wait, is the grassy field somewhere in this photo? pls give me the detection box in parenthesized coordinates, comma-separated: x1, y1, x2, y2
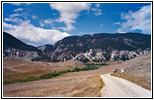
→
(3, 59, 84, 82)
(4, 73, 105, 97)
(4, 62, 108, 84)
(71, 75, 104, 97)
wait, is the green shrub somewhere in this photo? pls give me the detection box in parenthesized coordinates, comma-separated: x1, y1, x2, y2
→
(4, 77, 40, 84)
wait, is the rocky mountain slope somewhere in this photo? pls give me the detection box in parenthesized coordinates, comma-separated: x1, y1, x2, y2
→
(48, 33, 150, 62)
(3, 32, 151, 62)
(3, 32, 40, 60)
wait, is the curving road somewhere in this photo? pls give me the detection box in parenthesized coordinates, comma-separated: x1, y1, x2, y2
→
(100, 74, 151, 97)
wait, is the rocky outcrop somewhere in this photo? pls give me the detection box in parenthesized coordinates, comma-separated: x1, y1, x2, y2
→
(3, 48, 39, 60)
(73, 48, 150, 63)
(110, 50, 138, 61)
(73, 49, 110, 62)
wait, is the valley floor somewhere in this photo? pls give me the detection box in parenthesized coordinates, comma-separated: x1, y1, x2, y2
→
(3, 53, 151, 97)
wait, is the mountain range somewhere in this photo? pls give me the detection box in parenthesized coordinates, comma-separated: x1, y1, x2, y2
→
(3, 32, 151, 62)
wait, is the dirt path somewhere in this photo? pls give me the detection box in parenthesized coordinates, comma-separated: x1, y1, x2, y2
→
(100, 74, 151, 97)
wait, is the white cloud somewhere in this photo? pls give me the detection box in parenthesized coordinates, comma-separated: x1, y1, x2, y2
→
(114, 22, 120, 25)
(32, 15, 37, 19)
(117, 5, 151, 34)
(95, 4, 100, 8)
(4, 12, 29, 24)
(4, 13, 25, 24)
(39, 19, 54, 27)
(4, 17, 23, 24)
(39, 21, 44, 27)
(44, 19, 54, 24)
(94, 12, 102, 16)
(10, 14, 21, 18)
(91, 4, 102, 16)
(91, 8, 97, 11)
(117, 29, 126, 33)
(3, 21, 71, 45)
(14, 8, 23, 12)
(50, 3, 90, 31)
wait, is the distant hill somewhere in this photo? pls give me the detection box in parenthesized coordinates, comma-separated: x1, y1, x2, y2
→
(47, 33, 151, 62)
(3, 32, 40, 60)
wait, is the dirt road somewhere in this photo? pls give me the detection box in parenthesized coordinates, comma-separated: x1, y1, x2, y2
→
(100, 74, 151, 97)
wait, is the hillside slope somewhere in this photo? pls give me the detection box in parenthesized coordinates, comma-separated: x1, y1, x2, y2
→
(48, 33, 151, 62)
(3, 32, 40, 60)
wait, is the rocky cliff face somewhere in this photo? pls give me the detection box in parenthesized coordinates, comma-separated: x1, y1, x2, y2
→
(73, 48, 150, 63)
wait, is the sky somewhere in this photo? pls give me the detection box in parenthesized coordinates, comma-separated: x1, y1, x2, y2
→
(3, 2, 151, 46)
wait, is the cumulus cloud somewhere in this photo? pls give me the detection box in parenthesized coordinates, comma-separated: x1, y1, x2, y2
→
(3, 20, 71, 45)
(91, 4, 102, 16)
(117, 5, 151, 34)
(14, 8, 23, 12)
(50, 3, 90, 31)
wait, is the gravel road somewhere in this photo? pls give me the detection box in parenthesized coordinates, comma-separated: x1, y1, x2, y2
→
(100, 74, 151, 97)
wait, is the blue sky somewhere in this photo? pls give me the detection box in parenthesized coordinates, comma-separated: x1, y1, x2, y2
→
(3, 3, 151, 46)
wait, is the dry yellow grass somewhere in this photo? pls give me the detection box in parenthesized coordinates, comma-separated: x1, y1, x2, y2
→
(111, 73, 151, 90)
(71, 75, 104, 97)
(3, 53, 151, 97)
(4, 74, 104, 97)
(3, 59, 84, 82)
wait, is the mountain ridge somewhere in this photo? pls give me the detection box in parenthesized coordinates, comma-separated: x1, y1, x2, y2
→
(47, 33, 150, 62)
(3, 32, 151, 62)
